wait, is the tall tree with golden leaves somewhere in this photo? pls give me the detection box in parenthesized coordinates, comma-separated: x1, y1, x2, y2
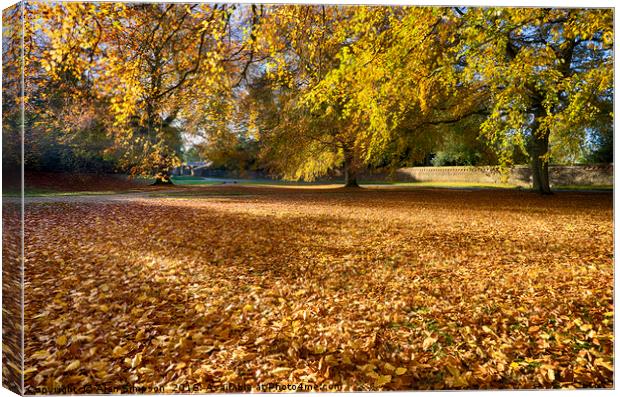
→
(35, 2, 235, 183)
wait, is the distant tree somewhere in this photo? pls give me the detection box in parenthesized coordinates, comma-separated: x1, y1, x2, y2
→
(182, 146, 203, 164)
(199, 133, 260, 174)
(584, 128, 613, 164)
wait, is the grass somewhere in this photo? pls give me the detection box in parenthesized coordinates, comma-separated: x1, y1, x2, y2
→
(5, 174, 612, 197)
(148, 190, 249, 198)
(170, 175, 205, 180)
(170, 175, 234, 185)
(552, 184, 613, 191)
(169, 179, 222, 186)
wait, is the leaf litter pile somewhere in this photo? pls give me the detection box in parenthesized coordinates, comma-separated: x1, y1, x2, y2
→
(24, 186, 613, 392)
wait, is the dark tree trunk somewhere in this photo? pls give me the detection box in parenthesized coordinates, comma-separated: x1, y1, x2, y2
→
(528, 132, 552, 195)
(343, 150, 359, 188)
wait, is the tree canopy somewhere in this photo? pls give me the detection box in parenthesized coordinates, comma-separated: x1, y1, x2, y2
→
(6, 3, 613, 192)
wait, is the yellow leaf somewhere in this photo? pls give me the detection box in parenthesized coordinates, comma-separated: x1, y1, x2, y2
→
(422, 336, 437, 351)
(138, 367, 154, 375)
(99, 304, 109, 313)
(242, 304, 254, 312)
(384, 363, 395, 372)
(112, 345, 128, 358)
(448, 374, 468, 388)
(31, 350, 49, 360)
(374, 374, 392, 387)
(131, 353, 142, 369)
(446, 365, 461, 377)
(65, 360, 80, 372)
(547, 368, 555, 381)
(395, 367, 407, 376)
(176, 362, 186, 370)
(291, 320, 302, 331)
(595, 358, 613, 371)
(56, 335, 68, 346)
(357, 363, 375, 373)
(135, 329, 145, 341)
(64, 375, 85, 383)
(271, 367, 291, 376)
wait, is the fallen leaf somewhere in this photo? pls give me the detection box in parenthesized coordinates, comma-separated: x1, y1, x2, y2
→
(374, 375, 392, 387)
(422, 336, 437, 351)
(131, 353, 142, 369)
(65, 360, 80, 372)
(56, 335, 68, 346)
(112, 345, 128, 358)
(271, 367, 292, 376)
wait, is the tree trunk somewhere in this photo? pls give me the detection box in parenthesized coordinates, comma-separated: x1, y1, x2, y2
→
(343, 150, 359, 188)
(528, 132, 552, 195)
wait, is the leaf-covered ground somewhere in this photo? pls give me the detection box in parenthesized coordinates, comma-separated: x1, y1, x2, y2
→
(2, 203, 23, 394)
(23, 186, 613, 392)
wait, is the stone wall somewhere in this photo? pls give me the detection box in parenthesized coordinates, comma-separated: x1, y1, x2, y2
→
(363, 164, 613, 187)
(195, 168, 272, 179)
(192, 164, 613, 187)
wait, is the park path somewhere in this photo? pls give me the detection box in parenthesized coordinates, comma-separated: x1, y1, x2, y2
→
(11, 184, 250, 204)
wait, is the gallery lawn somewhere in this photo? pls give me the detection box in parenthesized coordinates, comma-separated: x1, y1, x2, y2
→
(23, 186, 613, 391)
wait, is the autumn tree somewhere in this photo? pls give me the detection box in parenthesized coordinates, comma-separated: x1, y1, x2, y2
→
(196, 86, 261, 175)
(295, 6, 612, 193)
(256, 6, 490, 186)
(582, 95, 613, 163)
(16, 3, 613, 192)
(294, 7, 485, 182)
(10, 2, 119, 175)
(2, 3, 23, 179)
(249, 5, 365, 186)
(36, 2, 235, 183)
(456, 7, 613, 194)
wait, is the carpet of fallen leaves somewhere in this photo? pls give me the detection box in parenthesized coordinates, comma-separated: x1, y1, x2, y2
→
(23, 186, 613, 392)
(2, 203, 23, 394)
